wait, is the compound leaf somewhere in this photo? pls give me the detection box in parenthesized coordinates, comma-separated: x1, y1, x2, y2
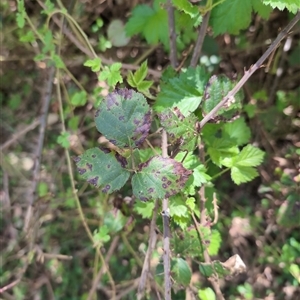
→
(132, 156, 192, 201)
(74, 147, 130, 193)
(95, 88, 151, 148)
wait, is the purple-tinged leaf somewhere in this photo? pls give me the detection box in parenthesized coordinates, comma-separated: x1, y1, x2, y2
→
(159, 107, 200, 152)
(95, 88, 152, 148)
(74, 147, 130, 193)
(132, 156, 192, 201)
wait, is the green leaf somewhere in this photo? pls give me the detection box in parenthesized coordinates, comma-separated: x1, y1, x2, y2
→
(198, 288, 216, 300)
(99, 63, 123, 87)
(104, 210, 127, 233)
(93, 225, 111, 245)
(169, 195, 188, 217)
(19, 30, 35, 43)
(223, 118, 251, 146)
(52, 54, 65, 69)
(199, 261, 230, 278)
(210, 0, 252, 35)
(134, 201, 155, 218)
(172, 0, 199, 18)
(231, 166, 259, 185)
(134, 61, 148, 85)
(137, 80, 153, 91)
(84, 57, 102, 72)
(125, 0, 169, 49)
(171, 257, 191, 286)
(155, 66, 209, 116)
(132, 156, 192, 201)
(98, 36, 112, 52)
(127, 61, 154, 95)
(42, 0, 55, 14)
(244, 104, 256, 118)
(42, 30, 55, 54)
(210, 0, 274, 35)
(95, 88, 152, 148)
(57, 132, 70, 148)
(202, 75, 243, 120)
(192, 164, 212, 186)
(68, 116, 80, 131)
(16, 13, 25, 28)
(263, 0, 300, 13)
(233, 145, 265, 167)
(252, 0, 272, 18)
(173, 226, 208, 257)
(71, 91, 87, 107)
(159, 107, 199, 152)
(107, 19, 130, 47)
(208, 230, 222, 256)
(74, 147, 130, 193)
(277, 193, 300, 228)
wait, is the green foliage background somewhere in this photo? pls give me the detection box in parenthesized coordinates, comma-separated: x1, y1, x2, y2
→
(1, 0, 300, 299)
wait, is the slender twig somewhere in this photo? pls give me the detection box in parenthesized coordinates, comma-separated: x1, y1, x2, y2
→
(137, 199, 159, 299)
(190, 12, 211, 67)
(267, 36, 292, 104)
(121, 233, 143, 267)
(24, 66, 56, 232)
(115, 278, 140, 300)
(0, 119, 40, 151)
(87, 236, 120, 300)
(167, 0, 178, 67)
(199, 11, 300, 128)
(0, 279, 21, 294)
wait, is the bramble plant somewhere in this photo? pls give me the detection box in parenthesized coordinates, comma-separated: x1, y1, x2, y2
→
(5, 0, 299, 299)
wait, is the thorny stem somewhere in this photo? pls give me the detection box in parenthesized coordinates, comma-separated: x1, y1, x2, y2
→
(199, 10, 300, 128)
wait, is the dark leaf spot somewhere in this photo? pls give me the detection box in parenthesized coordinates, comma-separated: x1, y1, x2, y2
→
(99, 147, 111, 153)
(117, 88, 132, 99)
(77, 167, 86, 175)
(95, 109, 100, 117)
(88, 176, 99, 186)
(86, 163, 92, 171)
(115, 153, 127, 168)
(102, 184, 111, 193)
(72, 156, 81, 163)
